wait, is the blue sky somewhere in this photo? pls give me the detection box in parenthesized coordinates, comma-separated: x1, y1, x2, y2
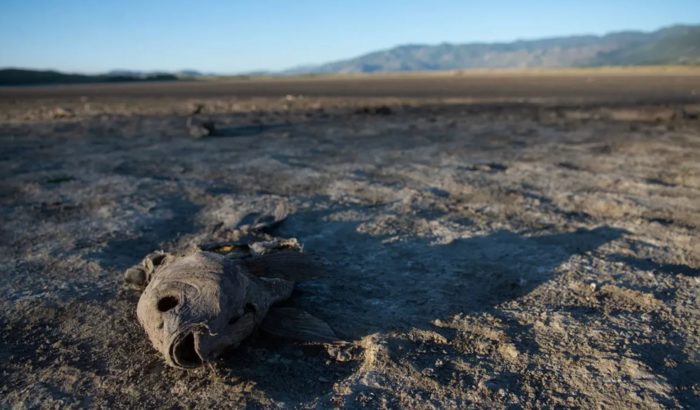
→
(1, 1, 698, 73)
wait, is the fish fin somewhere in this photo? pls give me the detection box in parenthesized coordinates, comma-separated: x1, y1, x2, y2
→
(244, 251, 320, 281)
(260, 307, 339, 343)
(258, 277, 295, 303)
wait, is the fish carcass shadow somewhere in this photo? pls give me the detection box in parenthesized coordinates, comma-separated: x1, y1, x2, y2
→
(220, 208, 626, 403)
(274, 209, 626, 338)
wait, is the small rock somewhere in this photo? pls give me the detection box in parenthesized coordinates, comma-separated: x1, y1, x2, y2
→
(190, 103, 205, 115)
(50, 107, 74, 119)
(186, 116, 216, 138)
(355, 105, 392, 115)
(498, 343, 519, 360)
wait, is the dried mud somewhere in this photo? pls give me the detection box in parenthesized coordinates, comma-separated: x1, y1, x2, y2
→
(1, 77, 699, 408)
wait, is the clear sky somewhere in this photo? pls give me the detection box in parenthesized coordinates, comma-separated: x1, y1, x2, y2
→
(1, 0, 698, 74)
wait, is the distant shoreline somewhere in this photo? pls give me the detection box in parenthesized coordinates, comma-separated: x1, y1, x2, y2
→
(0, 68, 180, 87)
(2, 67, 699, 106)
(3, 65, 700, 88)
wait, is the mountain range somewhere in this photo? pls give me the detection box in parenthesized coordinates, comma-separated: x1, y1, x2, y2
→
(1, 24, 699, 85)
(285, 24, 700, 74)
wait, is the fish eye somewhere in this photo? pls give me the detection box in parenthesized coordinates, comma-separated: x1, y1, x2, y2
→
(157, 296, 179, 312)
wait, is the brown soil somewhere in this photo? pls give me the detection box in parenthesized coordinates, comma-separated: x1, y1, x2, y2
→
(1, 72, 699, 408)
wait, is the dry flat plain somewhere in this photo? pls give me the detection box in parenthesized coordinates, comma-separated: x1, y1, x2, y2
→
(1, 70, 700, 408)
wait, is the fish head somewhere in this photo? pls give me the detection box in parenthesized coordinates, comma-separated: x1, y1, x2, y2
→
(136, 250, 291, 368)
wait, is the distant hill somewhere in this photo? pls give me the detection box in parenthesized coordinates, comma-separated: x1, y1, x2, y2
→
(4, 24, 699, 84)
(285, 24, 700, 74)
(0, 68, 179, 86)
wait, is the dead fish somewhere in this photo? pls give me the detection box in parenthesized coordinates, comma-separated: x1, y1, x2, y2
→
(124, 238, 337, 369)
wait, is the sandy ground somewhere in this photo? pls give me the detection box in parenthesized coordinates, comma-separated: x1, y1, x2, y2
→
(1, 74, 700, 408)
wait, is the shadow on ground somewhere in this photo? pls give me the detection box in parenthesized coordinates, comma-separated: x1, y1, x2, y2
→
(631, 315, 700, 408)
(215, 208, 626, 403)
(209, 122, 290, 138)
(610, 255, 699, 277)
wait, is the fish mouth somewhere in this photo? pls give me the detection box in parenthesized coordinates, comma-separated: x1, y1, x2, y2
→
(169, 329, 204, 368)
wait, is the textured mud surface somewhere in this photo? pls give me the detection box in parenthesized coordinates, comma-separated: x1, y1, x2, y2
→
(1, 80, 700, 408)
